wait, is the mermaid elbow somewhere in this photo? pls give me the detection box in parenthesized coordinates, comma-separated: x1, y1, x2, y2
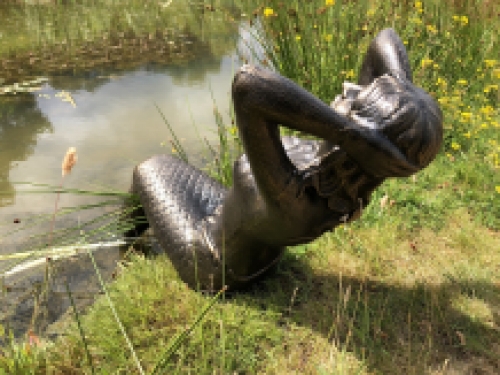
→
(232, 65, 257, 101)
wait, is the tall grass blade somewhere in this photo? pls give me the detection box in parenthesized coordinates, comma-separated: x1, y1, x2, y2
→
(154, 103, 189, 162)
(208, 84, 233, 186)
(10, 182, 133, 197)
(151, 286, 227, 374)
(64, 280, 96, 375)
(86, 245, 145, 375)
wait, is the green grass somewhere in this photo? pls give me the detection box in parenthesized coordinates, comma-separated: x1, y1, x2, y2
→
(0, 0, 240, 58)
(0, 0, 244, 87)
(3, 211, 498, 374)
(1, 0, 500, 374)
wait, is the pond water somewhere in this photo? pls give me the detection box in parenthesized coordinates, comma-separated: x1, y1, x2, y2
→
(0, 2, 263, 339)
(1, 55, 240, 224)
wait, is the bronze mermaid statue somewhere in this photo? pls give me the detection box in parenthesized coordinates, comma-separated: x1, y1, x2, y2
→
(125, 28, 443, 290)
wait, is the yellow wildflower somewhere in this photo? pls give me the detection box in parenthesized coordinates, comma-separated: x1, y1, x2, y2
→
(453, 15, 468, 25)
(493, 68, 500, 79)
(484, 59, 497, 68)
(460, 112, 472, 121)
(295, 35, 301, 41)
(496, 186, 500, 194)
(324, 34, 333, 42)
(426, 24, 437, 34)
(463, 131, 471, 138)
(451, 142, 460, 150)
(415, 1, 422, 8)
(481, 123, 489, 129)
(326, 0, 335, 5)
(480, 106, 494, 115)
(367, 9, 375, 17)
(457, 79, 468, 86)
(421, 58, 433, 68)
(345, 69, 355, 79)
(263, 7, 274, 17)
(437, 77, 447, 86)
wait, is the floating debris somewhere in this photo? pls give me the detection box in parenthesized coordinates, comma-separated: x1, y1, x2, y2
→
(55, 90, 76, 107)
(0, 76, 48, 96)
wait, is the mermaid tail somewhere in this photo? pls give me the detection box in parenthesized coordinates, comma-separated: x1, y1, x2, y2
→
(126, 139, 324, 290)
(130, 154, 227, 289)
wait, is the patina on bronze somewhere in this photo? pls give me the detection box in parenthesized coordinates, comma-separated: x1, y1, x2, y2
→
(125, 28, 443, 290)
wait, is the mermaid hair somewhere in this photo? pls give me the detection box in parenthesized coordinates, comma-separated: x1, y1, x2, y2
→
(348, 73, 443, 171)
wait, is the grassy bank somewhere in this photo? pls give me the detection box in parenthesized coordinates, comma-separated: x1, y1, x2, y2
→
(0, 0, 243, 88)
(1, 0, 500, 374)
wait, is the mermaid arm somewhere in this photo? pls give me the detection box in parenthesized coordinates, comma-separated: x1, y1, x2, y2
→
(231, 65, 417, 205)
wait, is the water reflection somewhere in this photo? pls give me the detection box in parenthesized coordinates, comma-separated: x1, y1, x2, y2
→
(0, 96, 52, 207)
(1, 53, 240, 234)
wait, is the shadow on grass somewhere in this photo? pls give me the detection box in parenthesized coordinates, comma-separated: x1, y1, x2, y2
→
(18, 244, 498, 374)
(238, 253, 500, 373)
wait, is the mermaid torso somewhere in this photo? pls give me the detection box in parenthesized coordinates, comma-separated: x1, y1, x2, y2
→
(131, 136, 382, 290)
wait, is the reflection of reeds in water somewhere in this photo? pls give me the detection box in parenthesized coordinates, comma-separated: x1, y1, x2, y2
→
(0, 0, 245, 86)
(1, 29, 208, 87)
